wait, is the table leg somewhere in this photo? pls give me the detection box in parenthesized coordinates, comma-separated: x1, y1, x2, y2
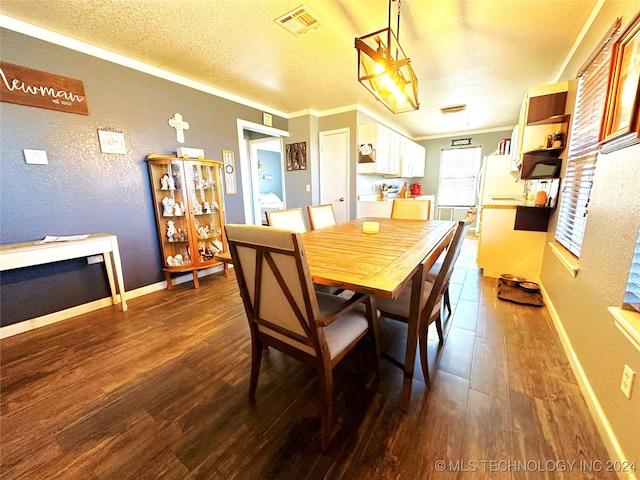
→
(109, 238, 128, 311)
(103, 251, 118, 305)
(400, 265, 425, 411)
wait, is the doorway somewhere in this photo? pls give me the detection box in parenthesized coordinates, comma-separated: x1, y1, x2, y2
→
(236, 119, 289, 225)
(250, 138, 284, 225)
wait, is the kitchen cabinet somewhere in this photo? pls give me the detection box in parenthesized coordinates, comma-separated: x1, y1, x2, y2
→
(146, 153, 227, 288)
(476, 205, 546, 281)
(357, 123, 425, 177)
(401, 140, 426, 177)
(358, 123, 397, 175)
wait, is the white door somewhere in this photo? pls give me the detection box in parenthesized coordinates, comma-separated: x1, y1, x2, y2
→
(319, 128, 349, 223)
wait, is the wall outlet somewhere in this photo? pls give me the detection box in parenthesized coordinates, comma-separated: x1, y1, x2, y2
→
(621, 364, 635, 399)
(87, 254, 104, 265)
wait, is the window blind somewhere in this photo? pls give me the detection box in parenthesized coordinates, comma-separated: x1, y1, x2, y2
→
(555, 20, 621, 257)
(623, 226, 640, 313)
(438, 146, 482, 206)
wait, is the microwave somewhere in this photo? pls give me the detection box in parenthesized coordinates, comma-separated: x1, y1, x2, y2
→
(520, 155, 562, 179)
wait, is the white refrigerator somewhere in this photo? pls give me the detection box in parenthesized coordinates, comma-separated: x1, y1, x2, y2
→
(477, 154, 524, 205)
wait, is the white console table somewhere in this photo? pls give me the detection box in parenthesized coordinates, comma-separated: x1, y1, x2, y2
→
(0, 233, 127, 312)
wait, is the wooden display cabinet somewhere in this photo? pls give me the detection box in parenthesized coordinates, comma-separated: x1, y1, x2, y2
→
(146, 153, 228, 288)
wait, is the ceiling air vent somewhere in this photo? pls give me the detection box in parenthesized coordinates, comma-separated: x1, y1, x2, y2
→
(275, 5, 322, 36)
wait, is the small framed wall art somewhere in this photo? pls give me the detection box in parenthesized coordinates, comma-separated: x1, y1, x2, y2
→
(97, 128, 126, 154)
(602, 12, 640, 153)
(285, 142, 307, 171)
(222, 149, 237, 194)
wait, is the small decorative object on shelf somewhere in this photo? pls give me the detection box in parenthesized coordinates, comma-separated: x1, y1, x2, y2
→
(147, 153, 228, 288)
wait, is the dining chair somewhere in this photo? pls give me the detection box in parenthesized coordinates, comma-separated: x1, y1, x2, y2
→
(307, 204, 337, 230)
(225, 224, 380, 453)
(266, 207, 307, 233)
(390, 198, 431, 220)
(375, 215, 473, 386)
(426, 206, 478, 315)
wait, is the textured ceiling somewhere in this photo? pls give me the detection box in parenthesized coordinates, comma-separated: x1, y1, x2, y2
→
(0, 0, 599, 138)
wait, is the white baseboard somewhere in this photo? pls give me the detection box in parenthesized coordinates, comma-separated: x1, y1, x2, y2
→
(540, 282, 637, 480)
(0, 264, 229, 339)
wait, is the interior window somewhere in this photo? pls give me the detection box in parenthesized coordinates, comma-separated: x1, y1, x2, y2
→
(437, 146, 482, 207)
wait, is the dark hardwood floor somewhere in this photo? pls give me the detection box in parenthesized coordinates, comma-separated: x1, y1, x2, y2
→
(1, 235, 615, 479)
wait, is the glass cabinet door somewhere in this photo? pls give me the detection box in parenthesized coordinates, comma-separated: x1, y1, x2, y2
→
(184, 160, 224, 266)
(148, 160, 192, 268)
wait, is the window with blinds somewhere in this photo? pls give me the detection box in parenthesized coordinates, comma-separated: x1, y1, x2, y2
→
(623, 226, 640, 313)
(437, 146, 482, 207)
(555, 20, 621, 257)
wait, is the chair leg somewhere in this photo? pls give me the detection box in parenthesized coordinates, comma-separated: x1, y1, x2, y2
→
(443, 286, 452, 316)
(366, 297, 381, 381)
(435, 315, 444, 344)
(318, 366, 333, 454)
(249, 337, 263, 401)
(418, 322, 431, 389)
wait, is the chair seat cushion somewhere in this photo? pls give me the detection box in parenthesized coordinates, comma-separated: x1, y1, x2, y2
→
(376, 280, 441, 321)
(317, 292, 369, 360)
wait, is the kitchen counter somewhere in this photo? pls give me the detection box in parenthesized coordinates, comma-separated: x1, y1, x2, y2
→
(477, 207, 547, 280)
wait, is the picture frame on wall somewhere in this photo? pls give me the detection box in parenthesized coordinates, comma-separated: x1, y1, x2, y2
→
(602, 12, 640, 153)
(285, 142, 307, 171)
(222, 150, 237, 194)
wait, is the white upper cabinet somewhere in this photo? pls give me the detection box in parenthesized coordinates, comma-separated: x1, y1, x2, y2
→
(357, 123, 425, 177)
(401, 141, 425, 178)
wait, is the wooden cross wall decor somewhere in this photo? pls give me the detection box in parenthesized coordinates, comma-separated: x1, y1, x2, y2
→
(168, 113, 190, 144)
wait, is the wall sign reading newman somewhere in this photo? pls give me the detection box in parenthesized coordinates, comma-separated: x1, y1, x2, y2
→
(0, 62, 88, 115)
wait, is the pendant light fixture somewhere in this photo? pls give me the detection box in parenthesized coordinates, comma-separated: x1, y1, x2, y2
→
(354, 0, 419, 113)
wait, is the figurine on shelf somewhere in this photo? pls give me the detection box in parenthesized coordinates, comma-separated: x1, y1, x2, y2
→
(168, 175, 175, 190)
(162, 196, 175, 216)
(198, 226, 209, 239)
(206, 173, 215, 189)
(211, 201, 219, 212)
(173, 202, 182, 216)
(175, 227, 187, 242)
(172, 173, 181, 190)
(161, 174, 170, 190)
(167, 220, 177, 241)
(193, 202, 203, 215)
(194, 174, 202, 190)
(203, 201, 211, 213)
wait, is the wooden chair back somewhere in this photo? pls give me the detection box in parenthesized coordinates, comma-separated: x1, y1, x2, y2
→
(422, 217, 473, 322)
(266, 207, 307, 233)
(391, 199, 431, 220)
(225, 224, 320, 356)
(307, 204, 337, 230)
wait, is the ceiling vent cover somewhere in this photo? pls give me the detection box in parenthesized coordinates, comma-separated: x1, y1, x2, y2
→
(275, 5, 322, 36)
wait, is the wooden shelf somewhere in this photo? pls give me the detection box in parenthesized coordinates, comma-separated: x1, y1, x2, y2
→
(526, 114, 570, 126)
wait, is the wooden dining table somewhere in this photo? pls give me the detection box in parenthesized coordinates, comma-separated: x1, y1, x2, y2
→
(217, 217, 456, 411)
(302, 217, 455, 410)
